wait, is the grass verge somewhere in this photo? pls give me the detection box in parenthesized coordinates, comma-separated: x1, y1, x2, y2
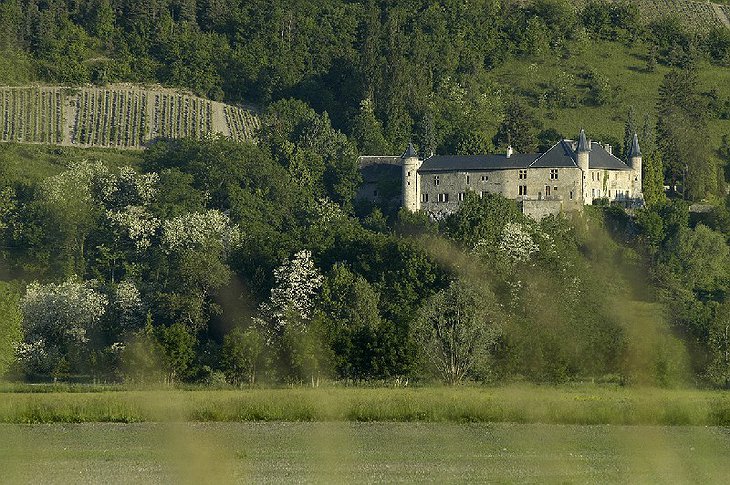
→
(1, 385, 730, 425)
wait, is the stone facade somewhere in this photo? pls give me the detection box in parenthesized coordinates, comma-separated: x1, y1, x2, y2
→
(399, 130, 643, 220)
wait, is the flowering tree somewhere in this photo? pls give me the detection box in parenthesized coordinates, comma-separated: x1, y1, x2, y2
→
(255, 250, 325, 384)
(161, 209, 242, 254)
(106, 205, 160, 251)
(19, 278, 108, 375)
(497, 222, 539, 264)
(257, 249, 323, 335)
(110, 280, 145, 332)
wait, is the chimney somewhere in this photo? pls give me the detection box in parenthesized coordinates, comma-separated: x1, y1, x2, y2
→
(506, 145, 513, 158)
(605, 143, 612, 155)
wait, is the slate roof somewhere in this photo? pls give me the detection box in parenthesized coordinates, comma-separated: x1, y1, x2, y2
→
(576, 128, 591, 152)
(417, 139, 632, 173)
(530, 140, 578, 168)
(361, 163, 401, 184)
(418, 153, 538, 172)
(627, 133, 641, 158)
(587, 142, 632, 170)
(358, 155, 401, 168)
(402, 142, 417, 158)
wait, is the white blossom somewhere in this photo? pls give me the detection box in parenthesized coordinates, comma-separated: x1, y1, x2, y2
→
(498, 222, 539, 264)
(21, 278, 109, 345)
(41, 160, 107, 205)
(107, 205, 160, 250)
(311, 197, 345, 225)
(161, 209, 242, 254)
(101, 166, 158, 208)
(112, 280, 145, 331)
(258, 250, 323, 335)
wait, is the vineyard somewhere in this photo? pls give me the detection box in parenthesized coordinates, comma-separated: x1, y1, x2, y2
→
(0, 85, 259, 150)
(0, 88, 63, 144)
(560, 0, 730, 30)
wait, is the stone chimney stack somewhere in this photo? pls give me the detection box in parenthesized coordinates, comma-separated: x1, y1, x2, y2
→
(506, 145, 513, 158)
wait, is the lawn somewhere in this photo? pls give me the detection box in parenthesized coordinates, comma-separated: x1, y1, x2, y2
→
(2, 422, 730, 483)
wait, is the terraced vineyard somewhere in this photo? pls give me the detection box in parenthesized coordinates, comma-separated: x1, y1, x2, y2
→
(0, 87, 63, 144)
(0, 85, 259, 150)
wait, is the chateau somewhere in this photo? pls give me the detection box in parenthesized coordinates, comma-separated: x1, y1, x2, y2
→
(359, 129, 643, 219)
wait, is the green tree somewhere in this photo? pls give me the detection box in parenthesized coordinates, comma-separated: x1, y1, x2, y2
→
(657, 70, 716, 199)
(0, 282, 21, 378)
(318, 263, 383, 380)
(156, 322, 196, 384)
(222, 326, 266, 386)
(352, 98, 391, 155)
(412, 279, 502, 384)
(707, 301, 730, 388)
(493, 99, 539, 153)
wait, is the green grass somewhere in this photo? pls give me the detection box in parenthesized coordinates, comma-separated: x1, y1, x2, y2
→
(2, 422, 730, 483)
(2, 385, 730, 426)
(489, 39, 730, 150)
(0, 142, 144, 185)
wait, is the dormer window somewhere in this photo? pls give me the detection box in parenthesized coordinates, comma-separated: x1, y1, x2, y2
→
(434, 175, 440, 186)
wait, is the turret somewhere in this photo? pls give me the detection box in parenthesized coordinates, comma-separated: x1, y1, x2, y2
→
(402, 142, 421, 212)
(627, 132, 643, 198)
(576, 129, 591, 203)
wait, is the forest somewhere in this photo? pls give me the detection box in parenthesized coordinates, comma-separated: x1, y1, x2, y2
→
(0, 0, 729, 387)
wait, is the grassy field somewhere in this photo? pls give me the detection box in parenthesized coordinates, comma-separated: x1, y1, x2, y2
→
(490, 40, 730, 150)
(2, 385, 730, 426)
(2, 422, 730, 483)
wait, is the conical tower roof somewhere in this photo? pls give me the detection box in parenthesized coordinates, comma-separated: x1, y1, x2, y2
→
(576, 128, 591, 153)
(401, 142, 417, 158)
(628, 133, 641, 158)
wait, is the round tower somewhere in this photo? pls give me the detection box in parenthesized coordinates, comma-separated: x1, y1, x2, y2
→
(402, 142, 421, 212)
(627, 132, 643, 199)
(576, 128, 591, 204)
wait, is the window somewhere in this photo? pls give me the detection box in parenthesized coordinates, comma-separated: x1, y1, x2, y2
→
(591, 172, 595, 181)
(518, 185, 528, 196)
(434, 175, 440, 186)
(481, 175, 489, 182)
(466, 174, 470, 185)
(458, 192, 466, 201)
(480, 191, 486, 198)
(407, 171, 411, 177)
(569, 190, 573, 200)
(519, 170, 527, 180)
(545, 185, 551, 197)
(550, 169, 559, 180)
(592, 189, 596, 197)
(553, 186, 558, 192)
(437, 193, 449, 203)
(421, 193, 429, 203)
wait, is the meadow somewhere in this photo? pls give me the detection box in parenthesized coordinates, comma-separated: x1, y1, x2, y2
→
(2, 421, 730, 483)
(2, 385, 730, 426)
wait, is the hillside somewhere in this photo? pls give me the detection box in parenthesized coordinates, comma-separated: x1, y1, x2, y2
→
(0, 85, 259, 150)
(568, 0, 730, 30)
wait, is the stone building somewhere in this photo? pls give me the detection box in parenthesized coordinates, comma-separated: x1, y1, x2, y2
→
(359, 129, 643, 220)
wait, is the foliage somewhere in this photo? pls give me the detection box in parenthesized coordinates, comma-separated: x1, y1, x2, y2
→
(222, 326, 266, 386)
(0, 282, 21, 378)
(413, 279, 502, 385)
(19, 277, 108, 375)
